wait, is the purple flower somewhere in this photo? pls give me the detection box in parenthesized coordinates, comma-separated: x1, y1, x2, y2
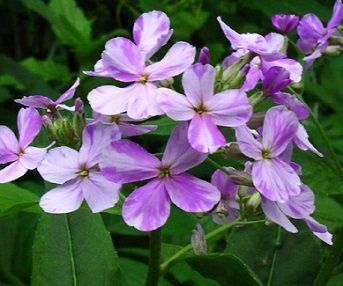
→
(15, 78, 80, 112)
(211, 168, 240, 224)
(297, 0, 343, 67)
(37, 124, 121, 213)
(86, 11, 195, 120)
(235, 106, 301, 202)
(100, 122, 221, 231)
(262, 184, 332, 245)
(158, 64, 252, 153)
(271, 14, 299, 34)
(198, 47, 210, 65)
(0, 108, 47, 183)
(261, 66, 292, 95)
(89, 112, 157, 137)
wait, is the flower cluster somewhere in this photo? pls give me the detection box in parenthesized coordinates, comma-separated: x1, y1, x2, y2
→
(1, 5, 342, 245)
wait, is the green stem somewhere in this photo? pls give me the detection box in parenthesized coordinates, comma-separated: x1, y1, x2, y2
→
(287, 86, 343, 179)
(160, 219, 265, 272)
(267, 226, 282, 286)
(145, 228, 162, 286)
(313, 228, 343, 286)
(64, 215, 77, 286)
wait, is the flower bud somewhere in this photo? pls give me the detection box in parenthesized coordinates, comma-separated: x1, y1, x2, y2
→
(246, 112, 265, 129)
(271, 14, 299, 34)
(246, 192, 261, 210)
(323, 45, 342, 56)
(222, 53, 252, 88)
(198, 47, 210, 65)
(191, 224, 207, 255)
(221, 142, 248, 160)
(158, 77, 174, 88)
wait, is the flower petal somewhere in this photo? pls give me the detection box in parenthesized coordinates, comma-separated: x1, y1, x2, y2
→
(88, 85, 133, 115)
(157, 88, 194, 121)
(101, 139, 160, 184)
(252, 158, 301, 203)
(56, 78, 80, 104)
(20, 146, 47, 170)
(82, 172, 121, 213)
(297, 14, 325, 43)
(327, 0, 343, 29)
(305, 217, 333, 245)
(182, 63, 215, 106)
(127, 82, 164, 119)
(261, 198, 298, 233)
(294, 124, 323, 157)
(79, 123, 120, 168)
(15, 96, 55, 109)
(0, 161, 27, 183)
(263, 58, 303, 83)
(0, 126, 19, 155)
(119, 122, 157, 137)
(39, 179, 83, 213)
(145, 42, 195, 81)
(207, 89, 252, 127)
(37, 147, 79, 184)
(162, 122, 207, 174)
(133, 11, 172, 60)
(234, 125, 263, 160)
(101, 37, 144, 82)
(271, 92, 309, 120)
(122, 178, 170, 231)
(262, 106, 298, 157)
(211, 167, 238, 198)
(165, 173, 220, 212)
(83, 59, 112, 78)
(188, 114, 226, 153)
(17, 107, 42, 149)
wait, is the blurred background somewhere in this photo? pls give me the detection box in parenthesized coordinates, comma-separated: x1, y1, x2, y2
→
(0, 1, 342, 285)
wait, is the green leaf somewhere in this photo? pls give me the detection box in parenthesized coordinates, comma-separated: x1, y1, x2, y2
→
(32, 208, 121, 286)
(0, 183, 41, 217)
(21, 58, 71, 82)
(185, 253, 263, 286)
(225, 223, 322, 286)
(313, 194, 343, 230)
(144, 116, 177, 136)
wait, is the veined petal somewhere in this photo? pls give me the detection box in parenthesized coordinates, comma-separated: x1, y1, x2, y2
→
(305, 217, 333, 245)
(20, 146, 47, 170)
(217, 17, 249, 50)
(157, 88, 194, 121)
(234, 125, 263, 160)
(0, 148, 17, 164)
(56, 78, 80, 104)
(127, 83, 164, 119)
(0, 161, 27, 183)
(211, 167, 238, 198)
(264, 33, 285, 54)
(327, 0, 343, 29)
(88, 84, 133, 115)
(188, 114, 226, 153)
(15, 96, 55, 109)
(271, 92, 309, 120)
(0, 126, 19, 154)
(241, 63, 261, 91)
(297, 14, 325, 42)
(82, 172, 121, 213)
(263, 58, 303, 83)
(165, 173, 220, 212)
(83, 59, 113, 78)
(252, 158, 301, 203)
(262, 106, 298, 157)
(119, 122, 157, 137)
(261, 198, 298, 233)
(294, 124, 323, 157)
(122, 178, 170, 231)
(133, 11, 172, 60)
(17, 107, 42, 149)
(182, 63, 216, 106)
(100, 139, 160, 184)
(101, 37, 144, 82)
(207, 89, 252, 127)
(37, 147, 79, 184)
(79, 123, 120, 168)
(162, 122, 207, 175)
(145, 42, 195, 81)
(39, 179, 83, 214)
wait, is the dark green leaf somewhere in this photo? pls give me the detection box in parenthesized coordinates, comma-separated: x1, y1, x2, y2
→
(32, 208, 121, 286)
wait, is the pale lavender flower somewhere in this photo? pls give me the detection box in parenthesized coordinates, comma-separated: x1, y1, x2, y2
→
(37, 124, 121, 213)
(272, 14, 299, 34)
(158, 63, 252, 153)
(89, 112, 157, 137)
(297, 0, 343, 67)
(218, 17, 302, 91)
(100, 122, 221, 231)
(235, 106, 301, 202)
(211, 167, 240, 224)
(86, 11, 195, 120)
(15, 78, 80, 112)
(0, 108, 47, 183)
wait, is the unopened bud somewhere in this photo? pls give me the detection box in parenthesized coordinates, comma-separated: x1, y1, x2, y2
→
(221, 143, 248, 160)
(246, 192, 261, 210)
(191, 224, 207, 255)
(323, 45, 342, 56)
(222, 53, 252, 85)
(158, 77, 174, 88)
(229, 170, 254, 187)
(198, 47, 210, 65)
(74, 97, 84, 114)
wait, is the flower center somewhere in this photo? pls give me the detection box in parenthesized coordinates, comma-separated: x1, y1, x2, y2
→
(193, 104, 208, 114)
(262, 149, 272, 159)
(159, 167, 171, 178)
(139, 74, 149, 84)
(110, 115, 121, 123)
(77, 168, 89, 178)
